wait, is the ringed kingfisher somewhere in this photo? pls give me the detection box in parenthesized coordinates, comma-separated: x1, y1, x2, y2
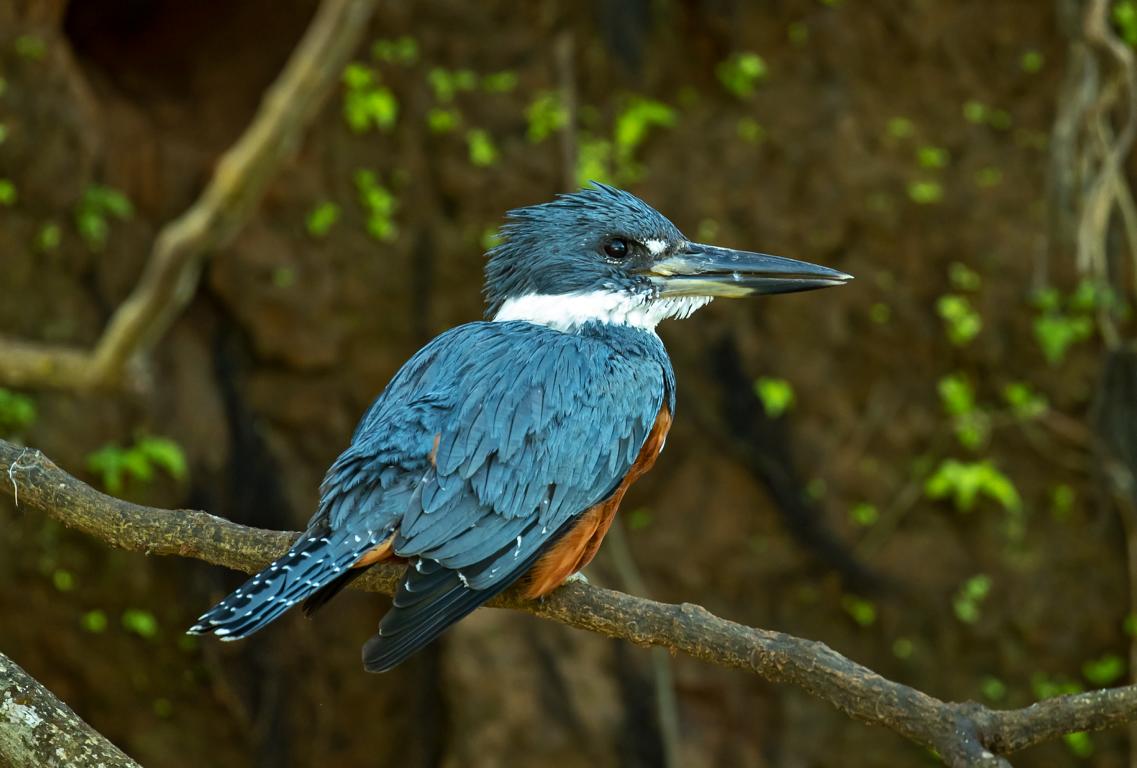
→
(189, 183, 851, 672)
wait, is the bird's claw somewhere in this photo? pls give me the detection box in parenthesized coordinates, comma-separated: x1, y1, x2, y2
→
(565, 572, 590, 585)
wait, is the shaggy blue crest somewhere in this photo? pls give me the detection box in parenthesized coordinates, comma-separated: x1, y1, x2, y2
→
(484, 182, 685, 315)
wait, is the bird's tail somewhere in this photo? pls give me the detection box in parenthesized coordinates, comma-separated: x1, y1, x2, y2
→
(188, 528, 384, 641)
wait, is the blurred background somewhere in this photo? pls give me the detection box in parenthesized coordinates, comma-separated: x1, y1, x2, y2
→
(2, 0, 1137, 765)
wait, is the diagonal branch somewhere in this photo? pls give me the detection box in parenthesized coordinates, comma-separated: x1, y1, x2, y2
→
(0, 0, 378, 391)
(0, 650, 139, 768)
(2, 437, 1137, 768)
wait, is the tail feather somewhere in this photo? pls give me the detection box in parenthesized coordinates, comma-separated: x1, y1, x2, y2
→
(188, 529, 383, 640)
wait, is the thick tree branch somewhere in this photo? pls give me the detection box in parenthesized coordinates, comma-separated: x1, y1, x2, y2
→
(0, 0, 378, 390)
(0, 650, 139, 768)
(2, 438, 1136, 768)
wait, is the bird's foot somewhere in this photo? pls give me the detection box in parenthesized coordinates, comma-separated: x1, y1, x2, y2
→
(565, 571, 590, 586)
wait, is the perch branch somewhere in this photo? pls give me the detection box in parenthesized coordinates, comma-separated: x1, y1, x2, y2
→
(0, 0, 378, 390)
(0, 650, 139, 768)
(4, 441, 1137, 766)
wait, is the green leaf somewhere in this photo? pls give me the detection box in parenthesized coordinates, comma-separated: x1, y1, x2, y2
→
(754, 377, 795, 418)
(87, 445, 127, 494)
(525, 91, 567, 142)
(14, 35, 47, 61)
(936, 294, 982, 345)
(841, 595, 877, 627)
(575, 138, 612, 187)
(354, 170, 399, 242)
(614, 98, 676, 159)
(1034, 313, 1093, 365)
(81, 610, 108, 633)
(0, 179, 16, 206)
(953, 574, 992, 624)
(0, 388, 37, 433)
(850, 502, 879, 527)
(1064, 732, 1093, 759)
(908, 180, 944, 204)
(370, 36, 418, 65)
(1082, 654, 1125, 686)
(306, 202, 341, 238)
(925, 460, 1021, 512)
(716, 52, 768, 98)
(481, 71, 518, 93)
(52, 569, 75, 591)
(887, 117, 914, 139)
(948, 262, 981, 291)
(1001, 382, 1047, 419)
(627, 508, 653, 531)
(136, 436, 188, 481)
(466, 129, 499, 167)
(891, 637, 914, 659)
(980, 676, 1007, 702)
(427, 107, 461, 134)
(917, 145, 950, 169)
(938, 374, 975, 417)
(122, 609, 159, 639)
(35, 222, 62, 253)
(75, 185, 133, 252)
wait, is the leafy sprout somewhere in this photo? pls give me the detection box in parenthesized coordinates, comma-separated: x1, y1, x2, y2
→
(1115, 0, 1137, 47)
(87, 436, 188, 495)
(428, 107, 461, 134)
(938, 374, 990, 450)
(466, 129, 499, 167)
(716, 52, 768, 98)
(908, 180, 944, 204)
(342, 63, 398, 133)
(122, 608, 159, 639)
(75, 185, 133, 252)
(354, 170, 398, 242)
(0, 388, 36, 435)
(925, 459, 1021, 512)
(370, 36, 418, 65)
(936, 294, 982, 345)
(754, 377, 795, 418)
(0, 179, 17, 206)
(952, 574, 992, 624)
(481, 71, 519, 93)
(526, 91, 568, 142)
(613, 97, 676, 178)
(887, 117, 915, 139)
(306, 202, 340, 238)
(917, 146, 950, 169)
(849, 502, 879, 527)
(841, 595, 877, 627)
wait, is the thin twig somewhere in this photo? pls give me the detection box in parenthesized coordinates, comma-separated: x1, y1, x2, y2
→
(0, 0, 378, 391)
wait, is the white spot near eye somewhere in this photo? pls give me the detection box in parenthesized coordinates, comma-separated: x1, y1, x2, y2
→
(645, 238, 668, 256)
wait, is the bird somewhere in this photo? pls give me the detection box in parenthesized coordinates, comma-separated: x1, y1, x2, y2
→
(188, 183, 852, 672)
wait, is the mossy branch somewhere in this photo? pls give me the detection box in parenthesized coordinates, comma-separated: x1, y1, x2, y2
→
(0, 651, 139, 768)
(3, 438, 1137, 768)
(0, 0, 378, 391)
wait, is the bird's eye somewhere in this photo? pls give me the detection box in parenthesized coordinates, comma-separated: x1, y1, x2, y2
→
(604, 238, 630, 259)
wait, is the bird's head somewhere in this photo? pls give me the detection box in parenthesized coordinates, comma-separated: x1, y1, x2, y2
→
(485, 183, 852, 330)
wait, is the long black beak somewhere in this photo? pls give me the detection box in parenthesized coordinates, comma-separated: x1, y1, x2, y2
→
(642, 242, 853, 298)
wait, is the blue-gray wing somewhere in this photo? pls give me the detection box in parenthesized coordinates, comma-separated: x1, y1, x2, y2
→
(317, 321, 670, 670)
